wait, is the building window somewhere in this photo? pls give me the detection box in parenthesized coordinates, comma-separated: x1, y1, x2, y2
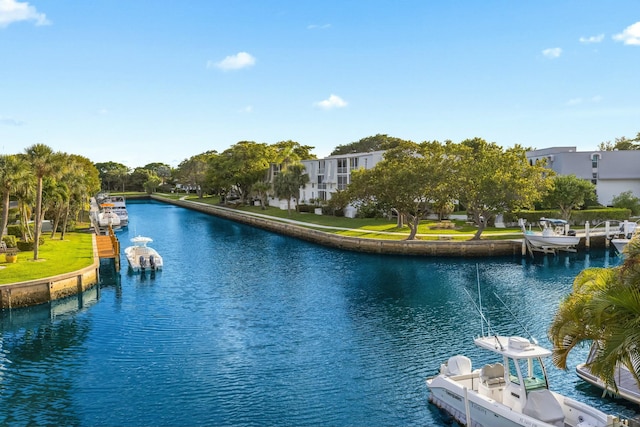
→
(337, 158, 347, 174)
(318, 160, 325, 175)
(591, 154, 600, 168)
(350, 157, 359, 170)
(337, 175, 348, 190)
(592, 172, 598, 179)
(591, 179, 597, 185)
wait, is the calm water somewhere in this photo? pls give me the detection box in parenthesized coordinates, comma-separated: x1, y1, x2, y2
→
(0, 201, 638, 426)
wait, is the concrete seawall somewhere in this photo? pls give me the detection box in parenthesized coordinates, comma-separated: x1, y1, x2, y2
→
(157, 197, 523, 257)
(0, 235, 100, 309)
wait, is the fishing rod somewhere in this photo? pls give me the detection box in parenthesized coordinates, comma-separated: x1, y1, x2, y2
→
(492, 291, 538, 345)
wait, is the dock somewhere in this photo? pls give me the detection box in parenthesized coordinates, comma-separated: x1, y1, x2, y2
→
(95, 225, 120, 272)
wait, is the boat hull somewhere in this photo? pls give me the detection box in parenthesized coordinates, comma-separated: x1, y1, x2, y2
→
(525, 234, 580, 249)
(576, 363, 640, 406)
(611, 238, 628, 254)
(427, 374, 620, 427)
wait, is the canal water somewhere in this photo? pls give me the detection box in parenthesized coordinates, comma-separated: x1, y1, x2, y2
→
(0, 200, 638, 426)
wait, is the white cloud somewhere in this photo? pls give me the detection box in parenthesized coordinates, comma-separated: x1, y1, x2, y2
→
(566, 95, 602, 106)
(314, 94, 348, 110)
(542, 47, 562, 59)
(207, 52, 256, 71)
(307, 24, 331, 30)
(0, 115, 23, 125)
(579, 34, 604, 44)
(0, 0, 50, 28)
(613, 21, 640, 45)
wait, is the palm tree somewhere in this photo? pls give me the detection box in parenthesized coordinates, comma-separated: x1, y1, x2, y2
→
(273, 163, 309, 216)
(0, 154, 29, 243)
(23, 144, 58, 260)
(548, 239, 640, 391)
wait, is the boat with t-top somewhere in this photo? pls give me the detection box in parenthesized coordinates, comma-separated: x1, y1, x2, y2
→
(426, 284, 627, 427)
(124, 236, 163, 273)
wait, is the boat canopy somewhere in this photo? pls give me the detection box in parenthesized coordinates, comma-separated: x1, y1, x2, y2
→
(474, 335, 552, 359)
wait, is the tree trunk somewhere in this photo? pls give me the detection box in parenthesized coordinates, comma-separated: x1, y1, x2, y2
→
(0, 191, 10, 243)
(50, 210, 61, 239)
(406, 214, 419, 240)
(33, 177, 43, 260)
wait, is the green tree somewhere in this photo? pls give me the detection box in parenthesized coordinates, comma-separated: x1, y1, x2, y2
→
(95, 161, 130, 191)
(611, 191, 640, 216)
(598, 132, 640, 151)
(208, 141, 275, 204)
(273, 164, 309, 216)
(455, 139, 551, 239)
(23, 144, 61, 260)
(330, 134, 406, 156)
(0, 154, 29, 244)
(548, 240, 640, 391)
(348, 140, 455, 240)
(544, 174, 596, 220)
(177, 152, 217, 198)
(251, 181, 271, 210)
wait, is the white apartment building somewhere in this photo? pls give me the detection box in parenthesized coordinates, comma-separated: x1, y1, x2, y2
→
(299, 150, 386, 203)
(526, 146, 640, 206)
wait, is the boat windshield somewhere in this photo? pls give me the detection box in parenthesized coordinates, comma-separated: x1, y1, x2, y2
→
(507, 357, 548, 392)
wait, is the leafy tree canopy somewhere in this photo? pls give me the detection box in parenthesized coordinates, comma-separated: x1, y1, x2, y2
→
(330, 134, 409, 156)
(598, 131, 640, 151)
(542, 174, 596, 220)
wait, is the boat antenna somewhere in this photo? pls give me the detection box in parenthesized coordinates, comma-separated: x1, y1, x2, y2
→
(492, 291, 538, 345)
(476, 264, 484, 337)
(464, 289, 491, 336)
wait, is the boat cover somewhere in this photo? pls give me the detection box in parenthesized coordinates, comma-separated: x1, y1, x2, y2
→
(522, 389, 564, 427)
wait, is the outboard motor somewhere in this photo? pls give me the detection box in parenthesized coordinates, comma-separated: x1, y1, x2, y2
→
(139, 255, 147, 270)
(149, 255, 156, 270)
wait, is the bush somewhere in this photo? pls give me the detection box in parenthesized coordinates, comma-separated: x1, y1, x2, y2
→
(515, 208, 631, 226)
(297, 204, 315, 213)
(16, 237, 45, 251)
(6, 225, 21, 237)
(2, 235, 17, 248)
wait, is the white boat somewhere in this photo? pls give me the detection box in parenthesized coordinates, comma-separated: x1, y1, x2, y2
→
(427, 335, 626, 427)
(97, 203, 121, 229)
(576, 342, 640, 406)
(610, 221, 638, 255)
(96, 193, 129, 226)
(522, 218, 580, 252)
(124, 236, 163, 273)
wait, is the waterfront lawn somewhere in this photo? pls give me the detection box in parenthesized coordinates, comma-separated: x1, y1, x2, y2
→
(166, 194, 522, 240)
(0, 232, 94, 285)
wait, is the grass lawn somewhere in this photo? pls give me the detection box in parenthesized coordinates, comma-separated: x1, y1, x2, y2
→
(154, 193, 524, 241)
(0, 232, 95, 285)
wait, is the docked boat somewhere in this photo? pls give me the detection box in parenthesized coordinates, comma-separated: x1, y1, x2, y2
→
(427, 335, 626, 427)
(124, 236, 163, 273)
(96, 193, 129, 227)
(97, 203, 121, 229)
(427, 326, 626, 426)
(576, 342, 640, 406)
(610, 221, 638, 255)
(522, 218, 581, 253)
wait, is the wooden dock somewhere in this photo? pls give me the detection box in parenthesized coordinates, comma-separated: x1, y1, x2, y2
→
(95, 226, 120, 271)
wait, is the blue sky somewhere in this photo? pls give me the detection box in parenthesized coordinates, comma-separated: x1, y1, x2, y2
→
(1, 1, 639, 168)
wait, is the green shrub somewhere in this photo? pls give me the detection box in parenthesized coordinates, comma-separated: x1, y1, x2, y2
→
(2, 235, 17, 248)
(297, 204, 315, 213)
(515, 208, 631, 225)
(16, 237, 45, 251)
(6, 225, 21, 237)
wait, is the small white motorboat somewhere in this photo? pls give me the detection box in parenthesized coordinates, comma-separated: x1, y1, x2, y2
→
(522, 218, 580, 253)
(97, 203, 122, 229)
(426, 276, 627, 427)
(427, 334, 626, 427)
(124, 236, 163, 273)
(610, 221, 638, 255)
